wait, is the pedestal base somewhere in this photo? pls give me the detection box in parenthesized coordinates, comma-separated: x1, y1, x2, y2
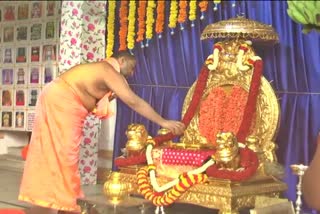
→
(117, 166, 288, 214)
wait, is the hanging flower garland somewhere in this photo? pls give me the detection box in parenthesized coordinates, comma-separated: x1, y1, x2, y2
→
(177, 0, 188, 30)
(189, 0, 197, 27)
(199, 0, 209, 20)
(155, 1, 165, 39)
(145, 0, 156, 47)
(106, 1, 116, 58)
(136, 0, 147, 48)
(119, 1, 128, 51)
(213, 0, 221, 11)
(127, 0, 136, 51)
(168, 0, 178, 35)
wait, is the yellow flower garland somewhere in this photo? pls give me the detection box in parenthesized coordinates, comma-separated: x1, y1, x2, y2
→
(189, 0, 197, 27)
(106, 1, 116, 58)
(127, 0, 136, 50)
(168, 0, 178, 34)
(145, 0, 156, 46)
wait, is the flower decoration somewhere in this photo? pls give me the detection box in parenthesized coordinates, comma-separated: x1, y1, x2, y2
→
(178, 0, 188, 30)
(119, 1, 128, 51)
(168, 0, 178, 35)
(199, 0, 209, 20)
(136, 1, 147, 48)
(155, 1, 165, 38)
(145, 0, 156, 47)
(106, 1, 116, 58)
(127, 0, 136, 50)
(189, 0, 197, 27)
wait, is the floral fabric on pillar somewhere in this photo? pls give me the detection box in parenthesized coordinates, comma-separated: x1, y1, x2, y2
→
(59, 1, 107, 185)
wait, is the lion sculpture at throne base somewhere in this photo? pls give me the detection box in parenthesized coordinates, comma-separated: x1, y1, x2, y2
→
(110, 17, 288, 214)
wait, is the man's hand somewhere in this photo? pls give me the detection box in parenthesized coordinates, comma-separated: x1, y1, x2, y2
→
(161, 120, 186, 135)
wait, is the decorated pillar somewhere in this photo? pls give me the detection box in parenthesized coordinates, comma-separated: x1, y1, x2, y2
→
(59, 1, 107, 185)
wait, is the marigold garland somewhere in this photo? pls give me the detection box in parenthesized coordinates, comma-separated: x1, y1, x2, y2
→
(168, 0, 178, 33)
(119, 1, 128, 51)
(189, 0, 197, 26)
(136, 1, 147, 45)
(145, 0, 156, 46)
(106, 1, 116, 58)
(155, 1, 165, 37)
(199, 0, 209, 20)
(127, 0, 136, 50)
(178, 0, 188, 30)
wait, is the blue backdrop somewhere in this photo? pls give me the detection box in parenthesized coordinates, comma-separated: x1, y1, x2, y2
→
(110, 1, 320, 212)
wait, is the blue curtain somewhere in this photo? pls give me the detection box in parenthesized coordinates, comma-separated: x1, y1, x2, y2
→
(111, 1, 320, 212)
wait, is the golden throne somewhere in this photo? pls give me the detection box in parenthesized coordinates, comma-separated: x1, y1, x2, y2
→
(111, 17, 287, 214)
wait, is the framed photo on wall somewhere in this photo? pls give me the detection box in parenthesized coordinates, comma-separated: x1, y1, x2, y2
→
(3, 25, 14, 43)
(30, 46, 41, 63)
(28, 88, 40, 108)
(26, 111, 36, 131)
(29, 66, 41, 85)
(46, 1, 56, 17)
(3, 5, 15, 22)
(16, 47, 28, 63)
(17, 3, 29, 20)
(1, 111, 13, 129)
(15, 67, 28, 86)
(15, 111, 26, 130)
(42, 64, 57, 84)
(45, 20, 56, 40)
(15, 89, 26, 107)
(42, 44, 56, 62)
(3, 47, 14, 64)
(1, 89, 13, 107)
(30, 2, 42, 19)
(16, 25, 29, 42)
(2, 68, 14, 85)
(30, 23, 42, 41)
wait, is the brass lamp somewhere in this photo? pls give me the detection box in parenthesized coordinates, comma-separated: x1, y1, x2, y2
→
(103, 171, 132, 205)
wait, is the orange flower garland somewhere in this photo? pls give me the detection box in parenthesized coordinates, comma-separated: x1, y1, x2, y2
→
(127, 0, 136, 51)
(106, 1, 116, 58)
(199, 0, 209, 20)
(189, 0, 197, 27)
(119, 1, 128, 51)
(178, 0, 188, 30)
(155, 1, 165, 38)
(136, 0, 147, 48)
(137, 167, 207, 206)
(145, 0, 156, 47)
(168, 0, 178, 35)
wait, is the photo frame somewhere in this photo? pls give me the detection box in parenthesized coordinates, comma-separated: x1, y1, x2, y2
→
(45, 20, 56, 40)
(16, 25, 29, 42)
(16, 47, 28, 63)
(15, 89, 26, 107)
(2, 68, 14, 85)
(46, 1, 56, 17)
(17, 3, 29, 20)
(30, 2, 42, 19)
(3, 25, 14, 43)
(15, 111, 26, 129)
(15, 67, 28, 86)
(1, 89, 13, 107)
(3, 5, 15, 21)
(42, 64, 57, 84)
(1, 111, 13, 129)
(42, 44, 56, 62)
(30, 23, 42, 41)
(26, 111, 36, 131)
(28, 88, 40, 108)
(3, 47, 14, 64)
(30, 46, 41, 63)
(29, 66, 41, 85)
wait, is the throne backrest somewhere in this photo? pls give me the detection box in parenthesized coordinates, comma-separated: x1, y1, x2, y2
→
(179, 39, 280, 162)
